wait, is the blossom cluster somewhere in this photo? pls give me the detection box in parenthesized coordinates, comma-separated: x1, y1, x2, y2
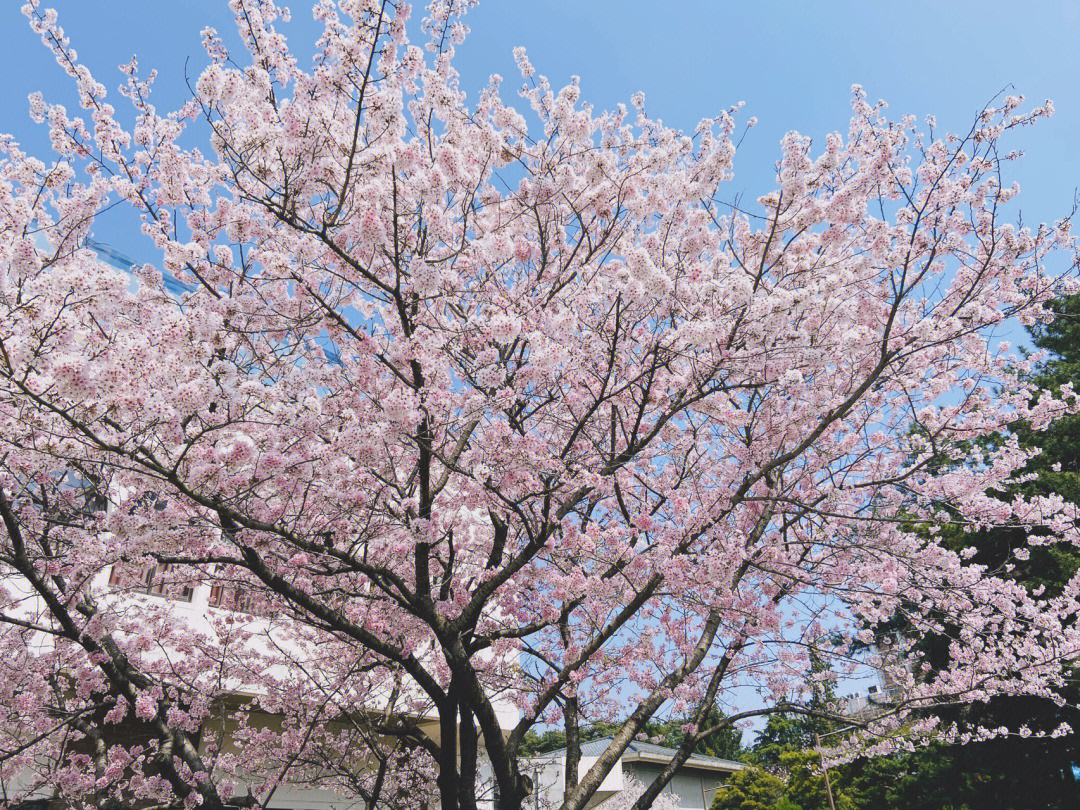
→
(1, 1, 1079, 809)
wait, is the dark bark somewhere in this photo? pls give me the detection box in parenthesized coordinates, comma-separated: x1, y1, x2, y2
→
(563, 695, 580, 798)
(458, 703, 480, 810)
(438, 694, 460, 810)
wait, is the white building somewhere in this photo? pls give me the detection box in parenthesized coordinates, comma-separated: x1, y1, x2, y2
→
(528, 737, 743, 810)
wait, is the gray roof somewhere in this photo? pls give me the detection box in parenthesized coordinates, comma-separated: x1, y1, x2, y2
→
(537, 736, 743, 772)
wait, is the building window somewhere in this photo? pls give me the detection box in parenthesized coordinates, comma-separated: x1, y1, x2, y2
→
(207, 581, 257, 614)
(109, 562, 193, 602)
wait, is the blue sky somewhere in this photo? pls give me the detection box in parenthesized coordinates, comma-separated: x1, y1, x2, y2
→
(2, 0, 1078, 263)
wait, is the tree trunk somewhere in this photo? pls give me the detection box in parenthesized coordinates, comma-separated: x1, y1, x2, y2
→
(564, 695, 580, 798)
(438, 697, 460, 810)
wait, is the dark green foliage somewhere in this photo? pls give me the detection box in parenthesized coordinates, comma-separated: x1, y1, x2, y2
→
(750, 714, 813, 770)
(710, 767, 788, 810)
(713, 747, 859, 810)
(689, 706, 748, 761)
(725, 298, 1080, 809)
(518, 709, 744, 759)
(841, 738, 1077, 810)
(900, 297, 1080, 808)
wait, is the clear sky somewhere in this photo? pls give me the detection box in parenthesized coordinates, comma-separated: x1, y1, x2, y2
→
(2, 1, 1079, 271)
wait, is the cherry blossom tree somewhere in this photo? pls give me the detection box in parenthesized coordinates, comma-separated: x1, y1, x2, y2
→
(2, 1, 1080, 809)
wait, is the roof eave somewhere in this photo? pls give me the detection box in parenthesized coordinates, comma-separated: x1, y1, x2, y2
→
(621, 752, 745, 772)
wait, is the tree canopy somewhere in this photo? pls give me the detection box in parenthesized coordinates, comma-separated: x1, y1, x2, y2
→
(1, 2, 1079, 810)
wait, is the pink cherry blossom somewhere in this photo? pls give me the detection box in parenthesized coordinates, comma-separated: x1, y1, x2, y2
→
(1, 2, 1080, 810)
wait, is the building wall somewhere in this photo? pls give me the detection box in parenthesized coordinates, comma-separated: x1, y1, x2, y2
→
(623, 763, 729, 810)
(527, 754, 624, 809)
